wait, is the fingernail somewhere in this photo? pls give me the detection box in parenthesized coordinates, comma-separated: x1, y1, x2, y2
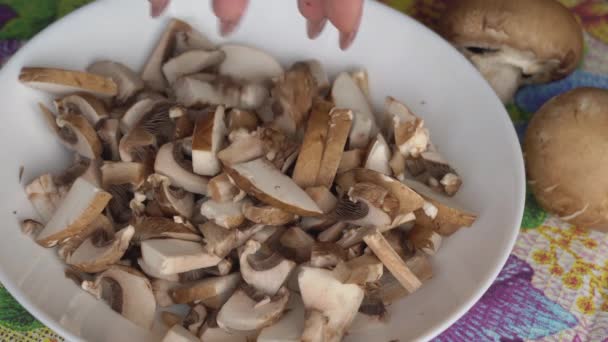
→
(339, 31, 357, 50)
(307, 18, 327, 39)
(149, 0, 169, 17)
(219, 20, 238, 36)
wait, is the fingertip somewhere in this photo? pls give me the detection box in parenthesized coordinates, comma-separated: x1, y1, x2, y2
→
(149, 0, 170, 17)
(212, 0, 249, 21)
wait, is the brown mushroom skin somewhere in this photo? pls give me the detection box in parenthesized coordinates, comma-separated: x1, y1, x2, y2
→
(438, 0, 583, 100)
(525, 88, 608, 232)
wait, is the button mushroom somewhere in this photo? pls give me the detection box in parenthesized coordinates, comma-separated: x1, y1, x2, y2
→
(438, 0, 583, 103)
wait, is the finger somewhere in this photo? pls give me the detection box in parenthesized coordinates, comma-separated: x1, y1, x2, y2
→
(324, 0, 364, 49)
(149, 0, 170, 17)
(298, 0, 327, 39)
(212, 0, 249, 36)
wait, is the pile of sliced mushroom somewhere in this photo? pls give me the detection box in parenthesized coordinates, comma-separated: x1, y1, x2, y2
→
(19, 19, 477, 342)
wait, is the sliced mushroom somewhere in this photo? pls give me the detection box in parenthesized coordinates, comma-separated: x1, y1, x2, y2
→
(97, 118, 122, 161)
(66, 225, 134, 273)
(138, 258, 179, 282)
(173, 74, 268, 110)
(87, 61, 144, 103)
(170, 272, 242, 308)
(387, 97, 429, 158)
(227, 108, 259, 132)
(258, 293, 306, 342)
(216, 286, 290, 332)
(101, 161, 147, 188)
(161, 311, 184, 328)
(305, 186, 337, 214)
(364, 133, 391, 176)
(57, 213, 115, 262)
(36, 178, 112, 247)
(208, 173, 239, 202)
(20, 67, 118, 98)
(315, 108, 354, 188)
(132, 217, 201, 242)
(337, 149, 365, 174)
(242, 201, 298, 226)
(20, 219, 44, 238)
(147, 174, 195, 219)
(140, 238, 221, 275)
(55, 93, 108, 126)
(278, 227, 315, 263)
(192, 105, 226, 176)
(218, 44, 284, 82)
(163, 49, 225, 85)
(120, 98, 165, 134)
(200, 198, 247, 229)
(318, 222, 348, 243)
(174, 29, 215, 55)
(332, 72, 377, 149)
(310, 243, 347, 269)
(240, 239, 296, 296)
(369, 252, 432, 305)
(338, 254, 383, 285)
(25, 174, 68, 223)
(407, 224, 442, 256)
(217, 131, 265, 165)
(183, 304, 208, 337)
(298, 266, 364, 342)
(349, 69, 370, 102)
(162, 324, 199, 342)
(420, 150, 462, 196)
(155, 141, 208, 195)
(225, 158, 322, 216)
(118, 126, 157, 164)
(81, 265, 156, 329)
(199, 221, 237, 258)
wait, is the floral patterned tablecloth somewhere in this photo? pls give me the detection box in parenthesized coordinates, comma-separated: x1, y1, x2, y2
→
(1, 0, 607, 341)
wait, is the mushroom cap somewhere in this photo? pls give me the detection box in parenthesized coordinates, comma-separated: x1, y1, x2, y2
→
(525, 87, 608, 231)
(438, 0, 583, 81)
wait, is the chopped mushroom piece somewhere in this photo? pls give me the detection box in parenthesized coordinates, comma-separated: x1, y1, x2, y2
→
(162, 49, 225, 85)
(338, 254, 384, 285)
(363, 229, 422, 293)
(66, 225, 134, 273)
(298, 266, 364, 342)
(101, 161, 147, 188)
(227, 108, 259, 132)
(161, 311, 183, 328)
(350, 69, 371, 102)
(217, 131, 265, 166)
(279, 227, 315, 263)
(25, 174, 67, 223)
(219, 44, 284, 82)
(173, 75, 268, 110)
(242, 201, 297, 226)
(364, 133, 391, 176)
(132, 217, 201, 242)
(305, 186, 337, 214)
(301, 310, 328, 342)
(199, 221, 237, 258)
(151, 278, 181, 307)
(407, 224, 443, 256)
(19, 67, 118, 98)
(155, 141, 208, 195)
(316, 109, 354, 188)
(20, 219, 44, 238)
(174, 28, 215, 54)
(147, 174, 195, 219)
(369, 252, 433, 305)
(170, 272, 241, 308)
(162, 324, 199, 342)
(81, 265, 156, 329)
(140, 238, 221, 275)
(225, 158, 322, 216)
(420, 150, 462, 196)
(337, 149, 365, 174)
(208, 173, 239, 202)
(388, 97, 429, 158)
(200, 198, 247, 229)
(183, 304, 208, 337)
(258, 293, 306, 342)
(217, 286, 290, 332)
(138, 258, 179, 282)
(97, 118, 122, 161)
(310, 242, 347, 269)
(36, 178, 112, 247)
(192, 105, 226, 176)
(240, 239, 296, 296)
(55, 93, 108, 126)
(87, 61, 144, 103)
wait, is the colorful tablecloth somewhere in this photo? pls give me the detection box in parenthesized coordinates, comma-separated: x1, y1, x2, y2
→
(0, 0, 607, 341)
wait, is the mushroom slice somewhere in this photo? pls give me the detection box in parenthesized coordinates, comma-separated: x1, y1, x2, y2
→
(25, 174, 68, 223)
(242, 201, 297, 226)
(138, 258, 179, 282)
(404, 179, 477, 236)
(199, 221, 237, 258)
(298, 266, 364, 342)
(217, 286, 290, 332)
(101, 161, 147, 188)
(147, 174, 195, 219)
(336, 168, 425, 216)
(334, 196, 391, 229)
(20, 219, 44, 238)
(240, 239, 296, 296)
(98, 118, 122, 161)
(315, 108, 354, 188)
(118, 126, 157, 164)
(310, 243, 347, 269)
(163, 49, 226, 85)
(141, 238, 221, 275)
(369, 252, 432, 305)
(192, 105, 226, 176)
(174, 29, 215, 54)
(407, 224, 442, 256)
(142, 19, 194, 91)
(305, 186, 337, 214)
(227, 108, 259, 132)
(301, 310, 328, 342)
(387, 97, 429, 158)
(292, 99, 332, 188)
(162, 324, 199, 342)
(258, 292, 306, 342)
(56, 213, 115, 262)
(36, 178, 111, 247)
(258, 127, 300, 171)
(81, 265, 156, 329)
(389, 146, 406, 180)
(318, 222, 348, 243)
(200, 199, 247, 229)
(350, 69, 370, 102)
(337, 254, 383, 285)
(132, 217, 201, 242)
(19, 67, 118, 98)
(278, 227, 315, 263)
(225, 158, 322, 216)
(161, 311, 183, 328)
(155, 141, 208, 195)
(364, 133, 391, 176)
(87, 61, 144, 103)
(170, 272, 241, 308)
(183, 304, 208, 337)
(208, 173, 239, 202)
(347, 182, 389, 209)
(66, 225, 134, 273)
(420, 151, 462, 196)
(217, 131, 265, 165)
(55, 93, 108, 126)
(337, 149, 365, 174)
(120, 98, 165, 134)
(332, 72, 377, 149)
(173, 75, 268, 110)
(218, 44, 284, 82)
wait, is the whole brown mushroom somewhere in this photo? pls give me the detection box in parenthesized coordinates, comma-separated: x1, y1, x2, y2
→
(525, 87, 608, 231)
(438, 0, 583, 103)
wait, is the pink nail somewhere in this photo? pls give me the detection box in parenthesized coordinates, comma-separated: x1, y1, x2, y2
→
(149, 0, 169, 17)
(339, 31, 357, 50)
(307, 18, 327, 39)
(219, 20, 238, 36)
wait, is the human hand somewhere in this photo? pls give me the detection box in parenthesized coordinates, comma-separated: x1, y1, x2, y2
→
(148, 0, 364, 50)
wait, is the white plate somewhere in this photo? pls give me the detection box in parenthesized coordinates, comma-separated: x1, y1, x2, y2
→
(0, 0, 525, 341)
